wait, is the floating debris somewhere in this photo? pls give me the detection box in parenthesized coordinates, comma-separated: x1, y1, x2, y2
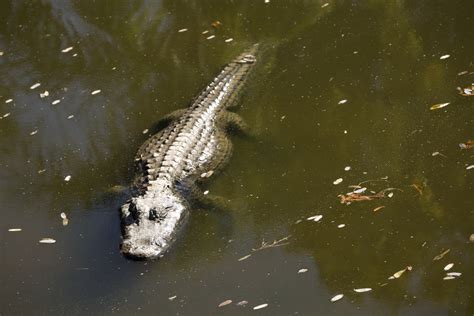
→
(321, 3, 329, 8)
(446, 272, 462, 277)
(218, 300, 232, 307)
(3, 112, 11, 118)
(458, 70, 468, 76)
(52, 99, 61, 105)
(387, 192, 394, 198)
(353, 187, 367, 194)
(238, 254, 251, 261)
(142, 129, 149, 134)
(439, 54, 450, 60)
(466, 165, 474, 170)
(211, 21, 222, 28)
(337, 224, 346, 228)
(252, 235, 290, 252)
(38, 169, 46, 174)
(444, 263, 454, 271)
(443, 276, 456, 280)
(338, 99, 347, 105)
(225, 38, 234, 43)
(236, 301, 248, 307)
(206, 35, 216, 40)
(91, 89, 101, 95)
(168, 295, 177, 301)
(330, 294, 344, 302)
(353, 288, 372, 293)
(202, 30, 209, 35)
(64, 175, 72, 182)
(39, 238, 56, 244)
(178, 28, 188, 33)
(67, 115, 74, 119)
(307, 215, 323, 222)
(40, 91, 49, 98)
(470, 234, 474, 242)
(373, 206, 385, 212)
(264, 0, 270, 3)
(60, 212, 69, 226)
(253, 303, 268, 310)
(203, 190, 209, 195)
(298, 268, 308, 274)
(0, 51, 3, 56)
(344, 166, 351, 171)
(433, 249, 450, 261)
(389, 266, 412, 279)
(430, 102, 450, 110)
(459, 140, 474, 149)
(200, 170, 214, 178)
(333, 178, 343, 185)
(30, 83, 41, 90)
(61, 46, 74, 53)
(30, 130, 38, 136)
(5, 99, 13, 104)
(457, 84, 474, 96)
(8, 228, 22, 232)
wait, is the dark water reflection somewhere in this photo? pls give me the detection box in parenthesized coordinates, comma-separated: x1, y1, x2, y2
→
(1, 1, 473, 315)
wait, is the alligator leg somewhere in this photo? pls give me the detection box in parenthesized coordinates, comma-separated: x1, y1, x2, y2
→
(222, 111, 251, 136)
(149, 108, 187, 133)
(176, 180, 230, 211)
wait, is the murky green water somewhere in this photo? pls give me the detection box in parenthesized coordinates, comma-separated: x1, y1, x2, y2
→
(1, 1, 473, 315)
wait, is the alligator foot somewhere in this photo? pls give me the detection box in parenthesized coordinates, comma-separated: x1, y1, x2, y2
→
(223, 111, 256, 139)
(149, 108, 187, 133)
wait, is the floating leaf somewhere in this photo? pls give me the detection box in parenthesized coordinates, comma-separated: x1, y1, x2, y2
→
(91, 90, 101, 95)
(439, 54, 450, 60)
(443, 276, 455, 280)
(444, 263, 454, 271)
(206, 35, 215, 40)
(64, 175, 72, 182)
(466, 165, 474, 170)
(39, 238, 56, 244)
(353, 288, 372, 293)
(330, 294, 344, 302)
(373, 206, 385, 212)
(391, 268, 407, 279)
(298, 268, 308, 274)
(337, 224, 345, 228)
(30, 83, 41, 90)
(433, 249, 450, 261)
(5, 99, 13, 103)
(344, 166, 351, 171)
(338, 99, 347, 105)
(177, 28, 188, 33)
(61, 46, 73, 53)
(430, 102, 450, 110)
(236, 300, 248, 306)
(307, 215, 323, 222)
(30, 130, 38, 136)
(8, 228, 22, 232)
(253, 303, 268, 310)
(446, 272, 461, 277)
(238, 254, 251, 261)
(168, 295, 177, 301)
(333, 178, 343, 185)
(218, 300, 232, 307)
(225, 38, 233, 43)
(52, 99, 61, 105)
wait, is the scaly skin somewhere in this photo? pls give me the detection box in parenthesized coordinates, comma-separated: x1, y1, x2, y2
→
(121, 45, 259, 259)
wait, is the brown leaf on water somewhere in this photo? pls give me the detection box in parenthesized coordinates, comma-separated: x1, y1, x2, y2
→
(433, 249, 450, 261)
(211, 21, 222, 28)
(411, 184, 423, 196)
(459, 140, 474, 149)
(373, 206, 385, 212)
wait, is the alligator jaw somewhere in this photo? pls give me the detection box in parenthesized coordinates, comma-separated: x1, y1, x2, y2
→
(120, 191, 188, 259)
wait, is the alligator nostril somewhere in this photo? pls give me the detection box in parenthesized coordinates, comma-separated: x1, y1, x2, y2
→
(149, 209, 158, 220)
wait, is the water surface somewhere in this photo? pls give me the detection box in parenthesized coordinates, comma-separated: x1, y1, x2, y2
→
(1, 1, 473, 315)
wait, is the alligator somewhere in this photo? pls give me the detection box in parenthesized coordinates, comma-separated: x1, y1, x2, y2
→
(120, 45, 259, 259)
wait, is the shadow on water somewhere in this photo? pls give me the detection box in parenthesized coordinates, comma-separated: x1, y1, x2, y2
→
(0, 0, 473, 315)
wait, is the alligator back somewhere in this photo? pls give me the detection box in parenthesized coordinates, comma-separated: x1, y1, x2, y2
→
(120, 45, 259, 259)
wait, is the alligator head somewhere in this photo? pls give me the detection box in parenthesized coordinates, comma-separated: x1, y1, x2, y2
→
(120, 189, 188, 259)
